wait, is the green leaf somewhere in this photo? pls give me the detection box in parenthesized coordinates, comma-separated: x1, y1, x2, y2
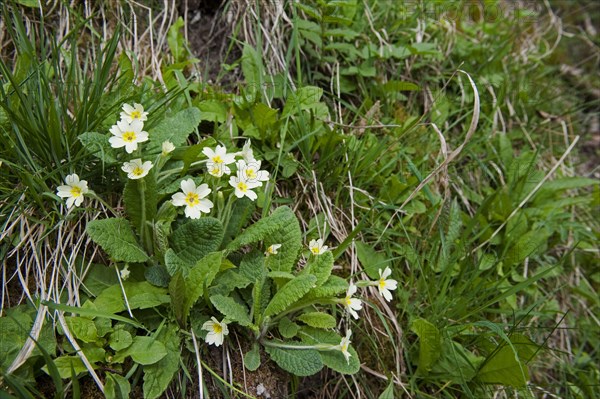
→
(123, 172, 157, 239)
(378, 383, 394, 399)
(476, 344, 530, 387)
(429, 340, 483, 383)
(145, 265, 171, 287)
(299, 327, 360, 374)
(94, 282, 170, 314)
(410, 318, 442, 374)
(164, 249, 190, 277)
(109, 327, 133, 351)
(282, 86, 324, 118)
(114, 336, 167, 365)
(198, 100, 228, 123)
(504, 229, 550, 266)
(147, 108, 201, 153)
(241, 44, 263, 87)
(42, 356, 87, 378)
(86, 218, 149, 263)
(183, 252, 223, 320)
(304, 275, 348, 300)
(355, 241, 390, 280)
(251, 103, 279, 133)
(167, 17, 186, 62)
(278, 317, 300, 338)
(170, 218, 224, 266)
(264, 345, 323, 376)
(105, 372, 131, 399)
(64, 316, 98, 343)
(210, 295, 252, 326)
(209, 269, 252, 296)
(81, 264, 119, 297)
(239, 250, 267, 283)
(223, 198, 255, 246)
(300, 251, 333, 286)
(169, 272, 187, 325)
(78, 132, 117, 163)
(244, 344, 261, 371)
(264, 275, 317, 318)
(297, 312, 336, 329)
(143, 325, 181, 399)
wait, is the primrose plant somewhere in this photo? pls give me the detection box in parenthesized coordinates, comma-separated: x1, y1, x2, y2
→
(54, 103, 398, 398)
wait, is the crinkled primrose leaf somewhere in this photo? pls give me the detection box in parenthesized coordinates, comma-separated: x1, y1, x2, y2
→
(264, 274, 317, 318)
(86, 218, 149, 263)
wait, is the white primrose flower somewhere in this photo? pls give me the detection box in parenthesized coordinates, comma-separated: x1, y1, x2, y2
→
(239, 139, 255, 162)
(121, 159, 153, 180)
(162, 141, 175, 156)
(202, 317, 229, 347)
(377, 267, 398, 302)
(337, 330, 352, 364)
(236, 159, 269, 185)
(120, 265, 131, 280)
(108, 119, 149, 154)
(344, 283, 363, 320)
(229, 172, 262, 201)
(265, 244, 282, 256)
(56, 173, 89, 209)
(120, 103, 148, 123)
(203, 145, 236, 177)
(171, 179, 214, 219)
(308, 238, 328, 255)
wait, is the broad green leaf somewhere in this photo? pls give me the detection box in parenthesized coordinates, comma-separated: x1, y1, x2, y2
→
(278, 317, 300, 338)
(410, 318, 442, 374)
(267, 271, 295, 280)
(300, 251, 333, 286)
(109, 327, 133, 351)
(105, 372, 131, 399)
(86, 218, 148, 263)
(241, 44, 262, 87)
(299, 327, 360, 374)
(504, 229, 550, 265)
(164, 249, 190, 277)
(304, 275, 348, 300)
(94, 282, 170, 314)
(356, 241, 390, 280)
(42, 356, 86, 378)
(64, 316, 98, 343)
(169, 272, 187, 325)
(209, 269, 252, 296)
(210, 295, 252, 326)
(123, 171, 157, 240)
(476, 344, 530, 387)
(264, 345, 323, 376)
(114, 336, 167, 365)
(167, 17, 186, 62)
(281, 86, 324, 118)
(264, 275, 317, 318)
(81, 264, 119, 297)
(78, 132, 118, 163)
(94, 317, 112, 337)
(429, 340, 483, 383)
(239, 250, 267, 283)
(297, 312, 336, 329)
(183, 252, 223, 319)
(144, 265, 171, 287)
(223, 198, 255, 246)
(81, 345, 105, 363)
(251, 103, 279, 133)
(143, 325, 181, 399)
(147, 108, 201, 153)
(198, 100, 228, 123)
(170, 218, 224, 266)
(244, 344, 261, 371)
(379, 383, 394, 399)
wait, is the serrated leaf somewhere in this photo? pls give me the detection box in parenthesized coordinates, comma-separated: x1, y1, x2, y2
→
(109, 327, 133, 351)
(164, 249, 190, 277)
(209, 269, 252, 296)
(143, 325, 181, 399)
(244, 344, 261, 371)
(301, 251, 333, 286)
(183, 252, 222, 319)
(64, 316, 98, 343)
(147, 108, 201, 153)
(170, 218, 224, 265)
(297, 312, 336, 329)
(168, 272, 187, 325)
(223, 198, 255, 246)
(410, 318, 442, 374)
(86, 218, 148, 263)
(78, 132, 118, 163)
(123, 171, 157, 239)
(114, 336, 167, 365)
(198, 100, 227, 123)
(265, 345, 323, 376)
(145, 265, 171, 287)
(264, 275, 317, 318)
(239, 250, 267, 283)
(210, 295, 252, 326)
(304, 275, 348, 300)
(278, 317, 300, 339)
(267, 271, 295, 280)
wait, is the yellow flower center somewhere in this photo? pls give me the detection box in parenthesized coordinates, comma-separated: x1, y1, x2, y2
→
(341, 343, 348, 352)
(246, 169, 257, 179)
(345, 297, 352, 306)
(133, 167, 145, 176)
(211, 167, 221, 175)
(123, 131, 137, 142)
(185, 192, 200, 206)
(130, 110, 141, 119)
(237, 181, 248, 192)
(212, 323, 223, 333)
(311, 247, 320, 254)
(70, 186, 82, 197)
(379, 279, 386, 290)
(212, 155, 223, 164)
